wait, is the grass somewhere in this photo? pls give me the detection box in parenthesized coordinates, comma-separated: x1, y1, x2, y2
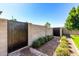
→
(71, 35, 79, 49)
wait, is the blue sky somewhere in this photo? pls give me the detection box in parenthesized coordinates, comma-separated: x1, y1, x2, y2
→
(0, 3, 79, 27)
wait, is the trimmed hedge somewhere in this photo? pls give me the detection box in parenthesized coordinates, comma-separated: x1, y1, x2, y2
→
(55, 36, 71, 56)
(46, 35, 53, 41)
(38, 37, 45, 45)
(32, 40, 41, 48)
(32, 35, 53, 48)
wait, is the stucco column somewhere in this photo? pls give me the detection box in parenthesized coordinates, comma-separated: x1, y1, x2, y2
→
(0, 19, 7, 56)
(28, 23, 32, 46)
(60, 28, 62, 37)
(45, 26, 47, 36)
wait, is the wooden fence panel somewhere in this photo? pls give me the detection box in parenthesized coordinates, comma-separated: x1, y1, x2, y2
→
(8, 20, 28, 53)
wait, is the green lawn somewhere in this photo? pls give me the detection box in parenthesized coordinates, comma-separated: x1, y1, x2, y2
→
(71, 35, 79, 49)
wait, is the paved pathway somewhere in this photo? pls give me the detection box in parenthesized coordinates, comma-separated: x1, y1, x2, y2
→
(37, 37, 60, 56)
(67, 38, 79, 56)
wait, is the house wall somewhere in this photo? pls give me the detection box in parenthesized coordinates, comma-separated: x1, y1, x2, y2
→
(0, 19, 7, 56)
(53, 27, 79, 37)
(28, 23, 53, 46)
(62, 28, 79, 35)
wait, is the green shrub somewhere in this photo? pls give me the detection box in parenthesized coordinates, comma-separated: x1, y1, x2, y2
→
(61, 36, 67, 41)
(38, 37, 45, 45)
(49, 35, 53, 39)
(46, 35, 53, 41)
(60, 36, 68, 43)
(56, 47, 70, 56)
(62, 39, 68, 43)
(55, 36, 71, 56)
(45, 36, 49, 42)
(32, 35, 53, 48)
(43, 36, 49, 42)
(32, 40, 41, 48)
(61, 40, 69, 44)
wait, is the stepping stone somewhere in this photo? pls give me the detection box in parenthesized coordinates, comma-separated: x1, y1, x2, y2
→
(68, 45, 72, 48)
(69, 49, 74, 53)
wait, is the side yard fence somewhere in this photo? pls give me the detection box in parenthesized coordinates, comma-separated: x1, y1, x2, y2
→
(0, 18, 79, 56)
(0, 18, 53, 55)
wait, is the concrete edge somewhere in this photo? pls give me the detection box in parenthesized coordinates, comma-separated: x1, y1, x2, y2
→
(8, 46, 29, 56)
(30, 48, 48, 56)
(70, 38, 79, 55)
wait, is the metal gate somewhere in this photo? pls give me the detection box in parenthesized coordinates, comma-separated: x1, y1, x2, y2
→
(53, 28, 60, 36)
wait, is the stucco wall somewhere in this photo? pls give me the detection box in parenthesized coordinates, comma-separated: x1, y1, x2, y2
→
(0, 18, 53, 55)
(0, 19, 7, 56)
(28, 23, 53, 46)
(46, 28, 53, 35)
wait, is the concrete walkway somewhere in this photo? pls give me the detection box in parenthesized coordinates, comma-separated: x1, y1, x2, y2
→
(37, 37, 60, 56)
(67, 38, 79, 56)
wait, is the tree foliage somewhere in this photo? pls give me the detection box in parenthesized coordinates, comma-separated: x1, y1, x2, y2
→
(65, 6, 79, 30)
(0, 11, 2, 15)
(45, 22, 51, 28)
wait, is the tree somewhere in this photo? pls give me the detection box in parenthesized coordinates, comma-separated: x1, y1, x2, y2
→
(11, 16, 17, 21)
(45, 22, 51, 28)
(0, 11, 2, 15)
(65, 6, 79, 30)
